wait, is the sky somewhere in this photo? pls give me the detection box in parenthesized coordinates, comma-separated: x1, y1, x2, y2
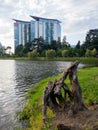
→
(0, 0, 98, 52)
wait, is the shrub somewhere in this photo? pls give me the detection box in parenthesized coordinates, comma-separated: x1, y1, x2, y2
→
(62, 50, 69, 57)
(45, 49, 56, 58)
(28, 49, 38, 59)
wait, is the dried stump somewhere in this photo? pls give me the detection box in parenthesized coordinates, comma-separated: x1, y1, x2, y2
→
(42, 61, 87, 123)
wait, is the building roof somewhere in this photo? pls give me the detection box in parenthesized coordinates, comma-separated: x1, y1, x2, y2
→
(13, 19, 30, 23)
(30, 16, 61, 23)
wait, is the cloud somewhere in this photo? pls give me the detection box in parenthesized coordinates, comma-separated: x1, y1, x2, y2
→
(0, 0, 98, 52)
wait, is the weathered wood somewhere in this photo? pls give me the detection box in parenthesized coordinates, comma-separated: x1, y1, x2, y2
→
(42, 61, 87, 122)
(68, 61, 87, 115)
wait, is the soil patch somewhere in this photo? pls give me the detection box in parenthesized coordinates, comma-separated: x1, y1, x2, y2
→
(50, 105, 98, 130)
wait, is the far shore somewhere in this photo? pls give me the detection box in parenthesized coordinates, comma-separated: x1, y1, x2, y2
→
(0, 57, 98, 65)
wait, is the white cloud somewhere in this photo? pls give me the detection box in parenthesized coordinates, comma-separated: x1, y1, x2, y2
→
(0, 0, 98, 52)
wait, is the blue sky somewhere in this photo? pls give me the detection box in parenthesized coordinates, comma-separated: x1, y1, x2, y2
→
(0, 0, 98, 52)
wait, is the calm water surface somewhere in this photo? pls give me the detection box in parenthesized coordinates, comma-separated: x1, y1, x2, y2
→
(0, 60, 85, 130)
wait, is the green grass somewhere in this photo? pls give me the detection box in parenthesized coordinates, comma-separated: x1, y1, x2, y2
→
(20, 67, 98, 130)
(78, 67, 98, 104)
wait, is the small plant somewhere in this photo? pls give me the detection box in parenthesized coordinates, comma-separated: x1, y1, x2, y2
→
(42, 121, 52, 130)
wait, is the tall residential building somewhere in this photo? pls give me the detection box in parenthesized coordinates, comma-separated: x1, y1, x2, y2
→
(13, 16, 61, 49)
(30, 16, 61, 44)
(13, 19, 31, 49)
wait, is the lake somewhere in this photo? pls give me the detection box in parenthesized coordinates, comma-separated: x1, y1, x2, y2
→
(0, 60, 85, 130)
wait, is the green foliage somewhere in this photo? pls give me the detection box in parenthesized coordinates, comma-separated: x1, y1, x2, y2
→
(85, 49, 92, 57)
(27, 49, 38, 59)
(23, 42, 32, 54)
(32, 37, 45, 55)
(15, 44, 24, 57)
(62, 50, 69, 57)
(85, 48, 98, 57)
(62, 35, 69, 47)
(42, 121, 52, 130)
(56, 49, 62, 57)
(75, 41, 81, 49)
(91, 48, 97, 57)
(0, 47, 5, 56)
(45, 49, 56, 58)
(51, 40, 58, 50)
(81, 29, 98, 52)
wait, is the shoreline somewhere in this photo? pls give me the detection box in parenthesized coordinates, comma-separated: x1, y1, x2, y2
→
(20, 66, 98, 130)
(0, 57, 98, 64)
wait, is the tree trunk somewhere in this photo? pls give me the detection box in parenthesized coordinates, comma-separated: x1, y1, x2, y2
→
(42, 61, 87, 122)
(68, 61, 87, 115)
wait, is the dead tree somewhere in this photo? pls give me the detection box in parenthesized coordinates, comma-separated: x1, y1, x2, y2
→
(42, 61, 87, 122)
(68, 61, 87, 116)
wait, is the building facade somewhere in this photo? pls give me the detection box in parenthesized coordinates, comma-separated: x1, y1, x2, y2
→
(13, 16, 61, 50)
(13, 19, 31, 49)
(31, 16, 61, 44)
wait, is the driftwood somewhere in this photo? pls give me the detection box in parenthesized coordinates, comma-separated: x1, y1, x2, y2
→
(42, 61, 87, 122)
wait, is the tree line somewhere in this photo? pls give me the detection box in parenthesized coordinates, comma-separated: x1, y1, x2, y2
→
(0, 46, 12, 57)
(14, 29, 98, 58)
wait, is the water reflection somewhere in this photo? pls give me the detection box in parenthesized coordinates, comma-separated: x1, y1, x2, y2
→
(0, 60, 85, 129)
(0, 60, 18, 129)
(14, 61, 69, 96)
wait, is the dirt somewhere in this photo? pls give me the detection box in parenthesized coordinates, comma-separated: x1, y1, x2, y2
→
(49, 105, 98, 130)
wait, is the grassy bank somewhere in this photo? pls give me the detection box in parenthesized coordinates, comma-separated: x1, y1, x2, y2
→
(1, 57, 98, 65)
(20, 66, 98, 130)
(17, 57, 98, 65)
(28, 57, 98, 65)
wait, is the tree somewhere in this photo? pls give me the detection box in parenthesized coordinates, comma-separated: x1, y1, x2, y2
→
(23, 42, 32, 54)
(56, 49, 62, 57)
(62, 35, 67, 45)
(31, 37, 45, 55)
(50, 40, 58, 50)
(28, 49, 38, 59)
(81, 29, 98, 51)
(45, 49, 56, 58)
(85, 49, 91, 57)
(85, 48, 97, 57)
(62, 35, 69, 48)
(75, 41, 81, 49)
(91, 48, 97, 57)
(62, 50, 69, 57)
(15, 44, 24, 57)
(0, 47, 4, 56)
(5, 46, 12, 55)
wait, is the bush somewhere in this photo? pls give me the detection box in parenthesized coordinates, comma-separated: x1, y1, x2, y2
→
(45, 49, 56, 58)
(62, 50, 69, 57)
(85, 49, 91, 57)
(91, 48, 97, 57)
(28, 49, 38, 59)
(85, 48, 98, 57)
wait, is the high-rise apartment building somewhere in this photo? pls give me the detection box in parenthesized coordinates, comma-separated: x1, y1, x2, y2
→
(31, 16, 61, 44)
(13, 16, 61, 50)
(13, 19, 31, 49)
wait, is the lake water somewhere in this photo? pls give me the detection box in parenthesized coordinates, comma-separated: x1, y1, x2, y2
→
(0, 60, 85, 130)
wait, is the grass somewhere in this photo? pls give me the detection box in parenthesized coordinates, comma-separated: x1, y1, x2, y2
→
(20, 67, 98, 130)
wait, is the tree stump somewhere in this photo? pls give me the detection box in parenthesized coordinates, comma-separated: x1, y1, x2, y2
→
(42, 61, 87, 122)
